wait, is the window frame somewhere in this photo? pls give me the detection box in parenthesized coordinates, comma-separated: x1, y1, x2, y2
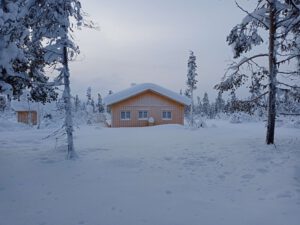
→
(162, 111, 172, 120)
(138, 110, 148, 120)
(120, 111, 131, 120)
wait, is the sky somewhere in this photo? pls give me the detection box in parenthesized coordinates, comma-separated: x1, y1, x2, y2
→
(69, 0, 257, 100)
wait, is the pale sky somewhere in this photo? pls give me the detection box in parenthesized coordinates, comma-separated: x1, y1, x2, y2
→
(69, 0, 256, 100)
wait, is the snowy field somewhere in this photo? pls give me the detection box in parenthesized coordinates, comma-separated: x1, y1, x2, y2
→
(0, 120, 300, 225)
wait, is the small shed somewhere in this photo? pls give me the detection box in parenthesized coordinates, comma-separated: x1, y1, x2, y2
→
(103, 83, 191, 127)
(11, 101, 39, 125)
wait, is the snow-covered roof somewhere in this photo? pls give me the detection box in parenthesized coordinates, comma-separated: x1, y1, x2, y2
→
(11, 100, 39, 111)
(103, 83, 191, 106)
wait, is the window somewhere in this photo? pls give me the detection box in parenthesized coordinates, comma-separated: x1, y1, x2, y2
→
(120, 111, 131, 120)
(162, 111, 172, 120)
(138, 111, 148, 120)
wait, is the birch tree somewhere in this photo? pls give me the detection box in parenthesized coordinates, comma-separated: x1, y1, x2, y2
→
(215, 0, 300, 144)
(186, 51, 198, 126)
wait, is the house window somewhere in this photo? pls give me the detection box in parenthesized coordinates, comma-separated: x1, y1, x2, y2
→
(138, 111, 148, 120)
(162, 111, 172, 120)
(120, 111, 131, 120)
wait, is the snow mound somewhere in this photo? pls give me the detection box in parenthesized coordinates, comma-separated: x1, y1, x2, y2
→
(0, 117, 29, 131)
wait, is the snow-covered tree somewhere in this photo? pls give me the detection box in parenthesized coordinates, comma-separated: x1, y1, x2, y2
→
(215, 0, 300, 144)
(26, 0, 92, 158)
(97, 93, 104, 113)
(0, 0, 58, 103)
(202, 92, 210, 116)
(0, 0, 28, 97)
(86, 87, 92, 104)
(74, 95, 80, 112)
(186, 51, 198, 126)
(215, 91, 225, 114)
(0, 95, 6, 111)
(195, 96, 202, 114)
(90, 98, 95, 113)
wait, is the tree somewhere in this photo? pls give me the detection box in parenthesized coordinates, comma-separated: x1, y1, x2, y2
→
(28, 0, 92, 158)
(0, 95, 6, 111)
(195, 96, 202, 114)
(74, 95, 80, 112)
(86, 87, 92, 104)
(0, 0, 58, 103)
(186, 51, 198, 126)
(215, 91, 225, 114)
(202, 92, 210, 116)
(215, 0, 300, 144)
(97, 93, 104, 113)
(0, 0, 28, 97)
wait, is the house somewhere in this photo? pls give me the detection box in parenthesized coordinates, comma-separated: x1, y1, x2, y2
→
(11, 100, 39, 125)
(103, 83, 191, 127)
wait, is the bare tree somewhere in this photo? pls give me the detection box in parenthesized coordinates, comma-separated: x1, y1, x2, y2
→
(215, 0, 300, 144)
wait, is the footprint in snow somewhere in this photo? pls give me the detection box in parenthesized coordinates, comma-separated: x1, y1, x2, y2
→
(277, 191, 292, 198)
(256, 168, 269, 173)
(207, 157, 217, 162)
(165, 190, 172, 195)
(164, 156, 172, 161)
(241, 174, 255, 179)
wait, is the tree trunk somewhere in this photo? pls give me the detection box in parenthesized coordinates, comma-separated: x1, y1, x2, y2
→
(63, 46, 76, 159)
(266, 0, 277, 145)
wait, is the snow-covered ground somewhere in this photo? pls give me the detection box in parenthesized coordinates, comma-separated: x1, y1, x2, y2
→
(0, 120, 300, 225)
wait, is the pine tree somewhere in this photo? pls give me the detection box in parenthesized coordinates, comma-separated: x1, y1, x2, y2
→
(97, 93, 104, 113)
(91, 98, 95, 113)
(0, 95, 6, 111)
(202, 92, 210, 117)
(74, 95, 80, 112)
(195, 96, 202, 115)
(0, 0, 28, 97)
(0, 0, 58, 103)
(229, 92, 237, 113)
(215, 91, 225, 114)
(215, 0, 300, 144)
(186, 51, 198, 126)
(86, 87, 92, 104)
(29, 0, 91, 158)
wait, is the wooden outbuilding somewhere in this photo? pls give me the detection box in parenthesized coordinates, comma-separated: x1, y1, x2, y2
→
(11, 100, 39, 125)
(103, 83, 191, 127)
(17, 111, 38, 125)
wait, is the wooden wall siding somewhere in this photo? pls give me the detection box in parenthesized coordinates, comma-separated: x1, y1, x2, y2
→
(17, 111, 37, 125)
(110, 90, 184, 127)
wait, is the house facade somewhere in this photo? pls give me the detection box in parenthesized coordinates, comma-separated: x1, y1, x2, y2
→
(104, 83, 190, 127)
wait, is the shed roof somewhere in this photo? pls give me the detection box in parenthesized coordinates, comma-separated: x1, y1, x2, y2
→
(11, 100, 39, 111)
(103, 83, 191, 106)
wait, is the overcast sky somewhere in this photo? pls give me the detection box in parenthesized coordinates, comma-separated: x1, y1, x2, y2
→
(69, 0, 257, 100)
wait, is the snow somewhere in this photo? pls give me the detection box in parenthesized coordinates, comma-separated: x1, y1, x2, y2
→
(103, 83, 191, 106)
(0, 119, 300, 225)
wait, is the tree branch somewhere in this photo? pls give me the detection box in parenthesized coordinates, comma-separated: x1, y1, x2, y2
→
(229, 54, 268, 71)
(276, 55, 300, 65)
(277, 81, 300, 89)
(235, 1, 269, 29)
(241, 91, 269, 103)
